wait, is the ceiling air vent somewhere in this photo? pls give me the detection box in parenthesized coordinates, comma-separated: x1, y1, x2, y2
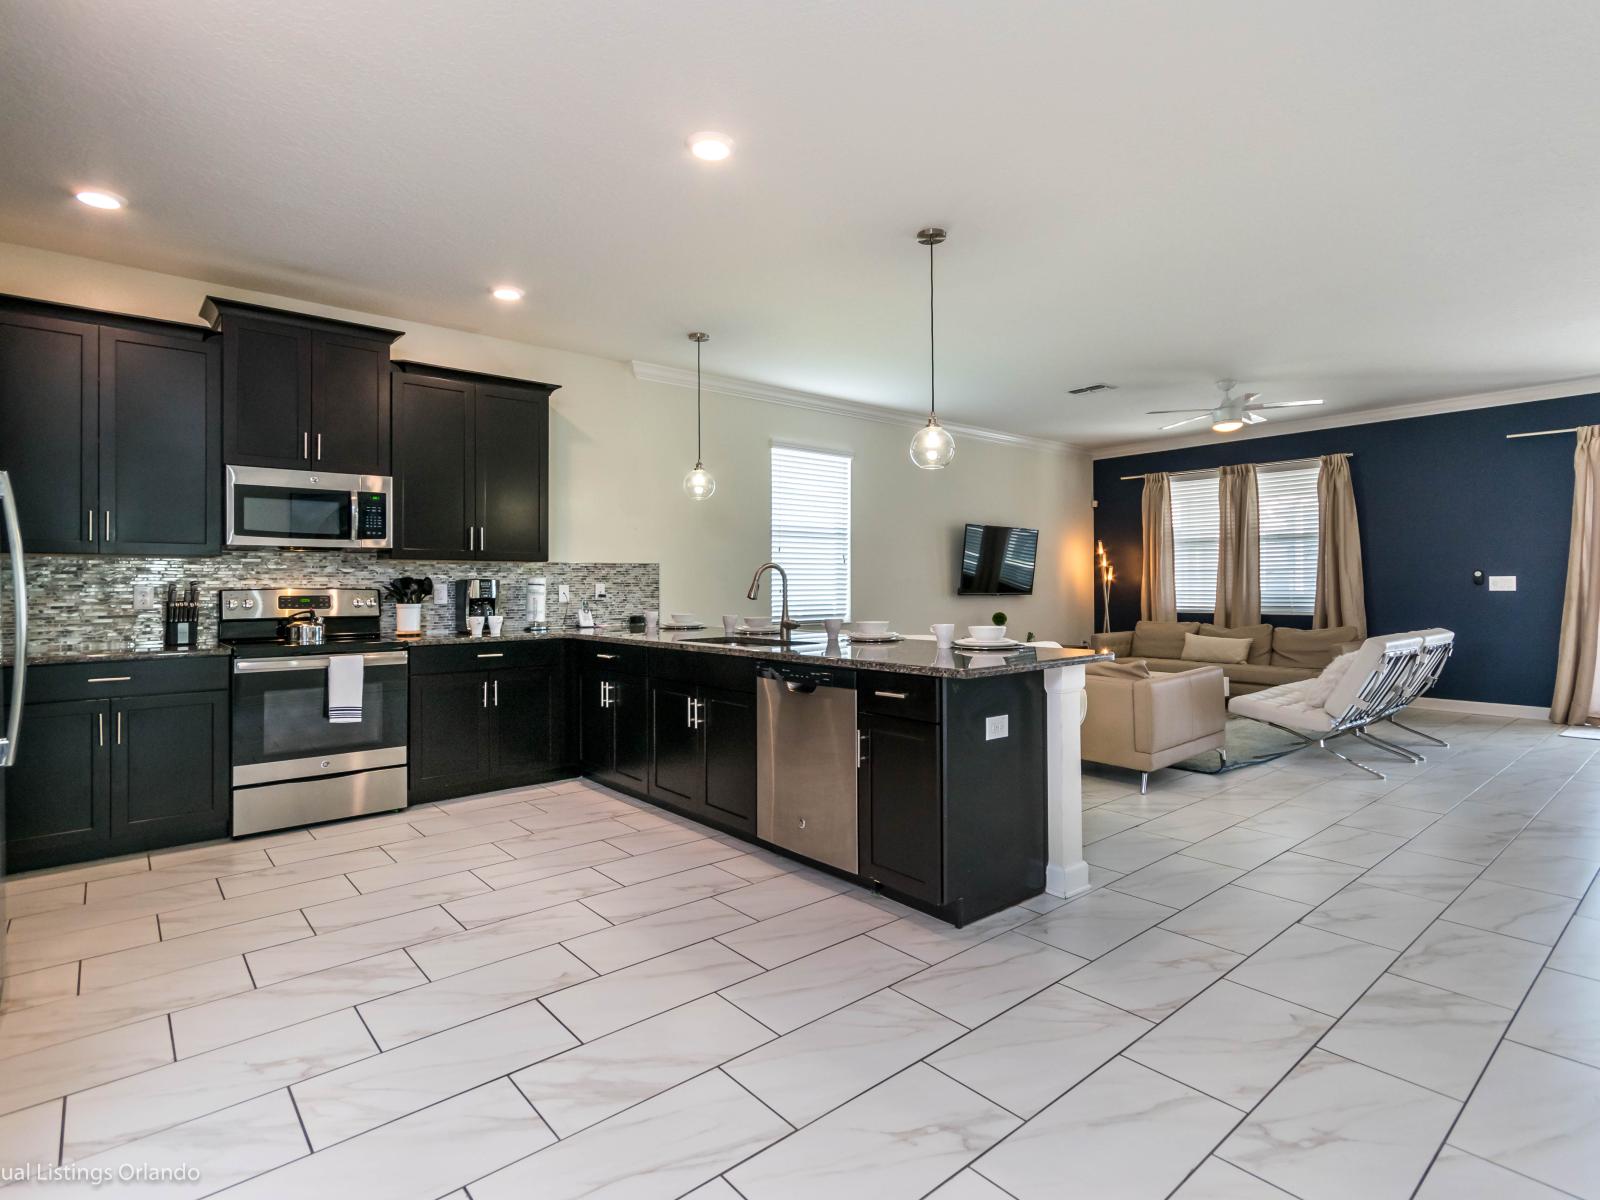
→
(1067, 382, 1116, 395)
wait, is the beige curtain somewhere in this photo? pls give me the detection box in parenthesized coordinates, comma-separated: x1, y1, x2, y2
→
(1140, 472, 1176, 621)
(1215, 464, 1260, 626)
(1552, 426, 1600, 725)
(1314, 453, 1367, 638)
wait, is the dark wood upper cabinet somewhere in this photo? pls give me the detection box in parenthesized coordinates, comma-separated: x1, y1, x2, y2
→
(203, 297, 401, 477)
(0, 307, 97, 553)
(392, 362, 556, 562)
(391, 372, 475, 559)
(99, 326, 221, 555)
(0, 296, 219, 557)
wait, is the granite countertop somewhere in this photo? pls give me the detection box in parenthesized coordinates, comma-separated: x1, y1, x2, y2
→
(411, 626, 1113, 678)
(6, 644, 234, 668)
(15, 628, 1112, 679)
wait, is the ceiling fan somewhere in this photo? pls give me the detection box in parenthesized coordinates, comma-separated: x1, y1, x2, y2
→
(1148, 380, 1324, 433)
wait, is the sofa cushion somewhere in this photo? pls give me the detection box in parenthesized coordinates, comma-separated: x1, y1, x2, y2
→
(1271, 625, 1358, 669)
(1089, 660, 1152, 680)
(1131, 620, 1200, 659)
(1198, 622, 1273, 665)
(1182, 632, 1252, 665)
(1225, 662, 1319, 687)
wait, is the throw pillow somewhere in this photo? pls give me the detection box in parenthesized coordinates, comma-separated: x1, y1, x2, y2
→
(1198, 622, 1273, 665)
(1089, 660, 1153, 680)
(1181, 632, 1252, 665)
(1130, 620, 1200, 659)
(1304, 649, 1359, 706)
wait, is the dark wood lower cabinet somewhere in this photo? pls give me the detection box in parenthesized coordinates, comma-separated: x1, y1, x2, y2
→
(649, 679, 702, 806)
(702, 686, 757, 833)
(583, 670, 649, 792)
(3, 661, 230, 873)
(857, 711, 943, 905)
(407, 643, 570, 803)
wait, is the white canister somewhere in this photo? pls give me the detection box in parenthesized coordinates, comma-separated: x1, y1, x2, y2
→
(395, 603, 423, 636)
(527, 577, 548, 625)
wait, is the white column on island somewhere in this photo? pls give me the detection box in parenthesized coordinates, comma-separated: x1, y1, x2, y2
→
(1042, 664, 1091, 899)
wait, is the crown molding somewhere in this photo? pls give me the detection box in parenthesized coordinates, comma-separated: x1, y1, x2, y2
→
(1089, 374, 1600, 460)
(631, 361, 1084, 455)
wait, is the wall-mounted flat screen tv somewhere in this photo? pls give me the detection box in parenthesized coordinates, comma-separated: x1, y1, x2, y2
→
(958, 524, 1039, 595)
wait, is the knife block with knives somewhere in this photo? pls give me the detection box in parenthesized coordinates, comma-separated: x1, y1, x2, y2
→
(164, 581, 199, 649)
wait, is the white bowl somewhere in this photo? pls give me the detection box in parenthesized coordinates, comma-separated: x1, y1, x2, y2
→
(967, 624, 1007, 642)
(852, 620, 891, 637)
(670, 612, 697, 625)
(744, 616, 775, 630)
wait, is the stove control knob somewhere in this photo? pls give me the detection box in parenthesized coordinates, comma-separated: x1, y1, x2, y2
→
(242, 598, 255, 609)
(226, 599, 237, 610)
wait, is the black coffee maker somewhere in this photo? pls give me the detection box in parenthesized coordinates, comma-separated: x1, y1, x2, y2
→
(452, 578, 498, 632)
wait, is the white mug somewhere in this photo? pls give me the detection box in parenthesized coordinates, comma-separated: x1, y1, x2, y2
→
(466, 615, 485, 638)
(722, 614, 739, 635)
(930, 623, 955, 647)
(823, 618, 843, 638)
(643, 610, 659, 635)
(486, 614, 504, 636)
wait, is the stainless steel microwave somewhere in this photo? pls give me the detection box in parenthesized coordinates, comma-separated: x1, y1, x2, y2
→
(225, 465, 392, 550)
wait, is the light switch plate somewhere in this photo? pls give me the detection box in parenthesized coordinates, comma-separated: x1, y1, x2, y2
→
(433, 581, 448, 605)
(1488, 575, 1517, 592)
(558, 584, 571, 603)
(594, 582, 607, 600)
(985, 714, 1009, 741)
(132, 582, 154, 611)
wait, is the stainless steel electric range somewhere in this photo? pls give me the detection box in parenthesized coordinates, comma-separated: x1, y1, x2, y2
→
(219, 587, 408, 836)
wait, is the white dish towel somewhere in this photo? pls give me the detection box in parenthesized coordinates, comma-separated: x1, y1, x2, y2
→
(326, 655, 365, 724)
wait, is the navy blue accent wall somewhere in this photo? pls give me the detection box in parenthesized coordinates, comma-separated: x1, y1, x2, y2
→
(1093, 393, 1600, 708)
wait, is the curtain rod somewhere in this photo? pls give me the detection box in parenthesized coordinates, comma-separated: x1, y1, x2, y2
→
(1118, 453, 1346, 482)
(1506, 428, 1579, 439)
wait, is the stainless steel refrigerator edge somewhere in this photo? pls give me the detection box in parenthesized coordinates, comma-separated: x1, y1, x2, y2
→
(0, 470, 31, 976)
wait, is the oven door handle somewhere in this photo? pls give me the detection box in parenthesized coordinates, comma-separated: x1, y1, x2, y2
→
(234, 651, 408, 673)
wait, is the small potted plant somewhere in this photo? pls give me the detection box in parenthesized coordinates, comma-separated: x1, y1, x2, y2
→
(384, 576, 433, 637)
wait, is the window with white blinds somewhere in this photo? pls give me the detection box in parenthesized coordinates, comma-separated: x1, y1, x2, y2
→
(1170, 472, 1220, 613)
(1258, 463, 1320, 615)
(770, 444, 851, 622)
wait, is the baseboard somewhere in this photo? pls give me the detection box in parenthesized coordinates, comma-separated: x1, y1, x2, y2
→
(1409, 697, 1552, 722)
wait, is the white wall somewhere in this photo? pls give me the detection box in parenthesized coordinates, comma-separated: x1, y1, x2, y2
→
(0, 241, 1095, 643)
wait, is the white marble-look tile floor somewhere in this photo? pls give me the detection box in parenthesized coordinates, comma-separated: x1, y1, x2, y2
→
(2, 708, 1598, 1198)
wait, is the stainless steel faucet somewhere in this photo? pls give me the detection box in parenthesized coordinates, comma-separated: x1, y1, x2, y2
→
(746, 562, 801, 639)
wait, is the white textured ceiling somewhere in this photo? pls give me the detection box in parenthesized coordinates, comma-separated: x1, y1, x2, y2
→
(3, 0, 1600, 448)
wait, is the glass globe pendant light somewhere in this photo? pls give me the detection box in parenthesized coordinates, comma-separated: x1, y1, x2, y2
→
(682, 332, 717, 500)
(910, 227, 956, 469)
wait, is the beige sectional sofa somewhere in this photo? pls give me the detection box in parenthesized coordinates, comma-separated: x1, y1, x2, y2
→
(1089, 620, 1359, 695)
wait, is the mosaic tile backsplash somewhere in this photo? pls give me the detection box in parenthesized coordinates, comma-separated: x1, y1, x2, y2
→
(5, 552, 660, 658)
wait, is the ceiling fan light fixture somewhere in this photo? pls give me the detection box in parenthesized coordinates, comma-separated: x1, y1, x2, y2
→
(1211, 415, 1245, 434)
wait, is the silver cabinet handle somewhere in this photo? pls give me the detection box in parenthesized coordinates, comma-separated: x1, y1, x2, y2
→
(467, 525, 475, 551)
(86, 676, 132, 683)
(686, 695, 695, 728)
(492, 678, 499, 707)
(103, 510, 112, 543)
(873, 690, 910, 700)
(479, 526, 485, 553)
(316, 433, 323, 461)
(0, 472, 27, 767)
(98, 711, 105, 748)
(476, 652, 504, 659)
(234, 651, 407, 673)
(481, 679, 489, 708)
(88, 508, 95, 543)
(115, 710, 123, 745)
(856, 729, 868, 767)
(303, 431, 309, 461)
(595, 653, 618, 660)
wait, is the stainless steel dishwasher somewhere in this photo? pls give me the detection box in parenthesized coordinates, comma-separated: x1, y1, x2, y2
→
(756, 661, 859, 873)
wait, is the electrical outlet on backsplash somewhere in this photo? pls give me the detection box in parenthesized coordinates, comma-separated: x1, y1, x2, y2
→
(5, 552, 660, 658)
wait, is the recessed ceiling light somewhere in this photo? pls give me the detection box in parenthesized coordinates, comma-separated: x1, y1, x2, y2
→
(490, 285, 525, 302)
(75, 189, 125, 210)
(687, 132, 734, 162)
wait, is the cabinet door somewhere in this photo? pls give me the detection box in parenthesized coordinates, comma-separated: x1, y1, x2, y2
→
(4, 699, 110, 871)
(409, 671, 489, 793)
(111, 691, 228, 850)
(474, 384, 548, 561)
(489, 664, 560, 780)
(312, 332, 391, 475)
(649, 679, 703, 806)
(859, 713, 943, 904)
(0, 309, 98, 553)
(579, 670, 614, 776)
(223, 316, 312, 469)
(392, 373, 475, 559)
(98, 327, 221, 555)
(611, 672, 650, 790)
(702, 686, 757, 832)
